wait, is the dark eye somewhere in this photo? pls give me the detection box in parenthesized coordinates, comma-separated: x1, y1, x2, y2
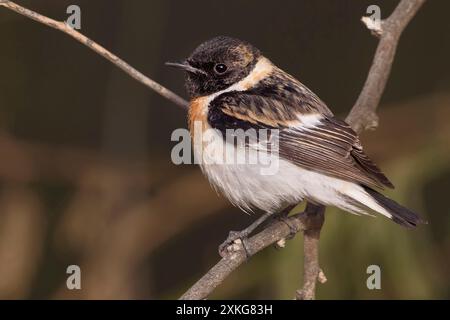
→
(214, 63, 228, 74)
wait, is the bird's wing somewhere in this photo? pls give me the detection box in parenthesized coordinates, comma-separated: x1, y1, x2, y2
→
(207, 90, 394, 190)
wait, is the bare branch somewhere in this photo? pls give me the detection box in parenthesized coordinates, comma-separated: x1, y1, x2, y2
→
(295, 205, 325, 300)
(346, 0, 427, 133)
(0, 0, 188, 109)
(180, 207, 316, 300)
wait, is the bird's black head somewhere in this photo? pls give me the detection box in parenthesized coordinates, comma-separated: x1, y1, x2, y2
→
(167, 36, 261, 98)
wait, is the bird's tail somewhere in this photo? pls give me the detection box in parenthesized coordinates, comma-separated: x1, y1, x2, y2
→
(343, 185, 425, 228)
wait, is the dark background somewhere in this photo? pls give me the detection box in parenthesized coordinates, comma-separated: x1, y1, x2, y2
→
(0, 0, 448, 299)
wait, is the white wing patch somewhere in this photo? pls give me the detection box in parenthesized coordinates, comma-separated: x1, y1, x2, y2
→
(295, 113, 323, 128)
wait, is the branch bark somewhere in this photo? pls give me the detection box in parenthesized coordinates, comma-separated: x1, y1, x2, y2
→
(295, 204, 325, 300)
(0, 0, 426, 300)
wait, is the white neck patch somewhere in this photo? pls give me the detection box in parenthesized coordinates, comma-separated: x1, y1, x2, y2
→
(205, 57, 274, 106)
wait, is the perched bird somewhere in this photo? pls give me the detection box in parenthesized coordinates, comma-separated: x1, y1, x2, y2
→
(167, 36, 424, 253)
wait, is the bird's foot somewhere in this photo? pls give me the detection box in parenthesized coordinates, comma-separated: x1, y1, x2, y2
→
(218, 230, 251, 258)
(218, 212, 273, 258)
(275, 214, 298, 240)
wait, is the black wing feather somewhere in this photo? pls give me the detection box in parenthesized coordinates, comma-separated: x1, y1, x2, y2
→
(278, 117, 393, 189)
(207, 72, 393, 190)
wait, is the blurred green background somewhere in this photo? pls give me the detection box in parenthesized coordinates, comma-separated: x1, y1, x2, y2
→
(0, 0, 448, 299)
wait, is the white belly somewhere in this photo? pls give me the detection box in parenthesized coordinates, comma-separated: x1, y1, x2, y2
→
(195, 128, 366, 214)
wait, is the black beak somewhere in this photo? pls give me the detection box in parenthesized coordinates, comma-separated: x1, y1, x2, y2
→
(165, 61, 207, 76)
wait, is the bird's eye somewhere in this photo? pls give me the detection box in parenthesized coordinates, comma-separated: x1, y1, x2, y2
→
(214, 63, 228, 74)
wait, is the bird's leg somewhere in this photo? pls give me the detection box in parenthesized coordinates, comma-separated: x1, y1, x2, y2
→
(218, 204, 300, 257)
(219, 211, 273, 257)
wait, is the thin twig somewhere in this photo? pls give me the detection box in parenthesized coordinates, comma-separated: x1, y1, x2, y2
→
(0, 0, 188, 109)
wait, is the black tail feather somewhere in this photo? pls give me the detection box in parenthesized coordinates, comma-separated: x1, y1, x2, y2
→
(363, 186, 426, 228)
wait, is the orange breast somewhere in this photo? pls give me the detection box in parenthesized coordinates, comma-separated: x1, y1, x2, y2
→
(188, 96, 209, 136)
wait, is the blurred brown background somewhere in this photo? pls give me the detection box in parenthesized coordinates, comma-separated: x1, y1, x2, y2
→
(0, 0, 448, 299)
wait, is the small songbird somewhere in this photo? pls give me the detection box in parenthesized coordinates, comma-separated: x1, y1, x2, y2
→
(167, 36, 424, 253)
